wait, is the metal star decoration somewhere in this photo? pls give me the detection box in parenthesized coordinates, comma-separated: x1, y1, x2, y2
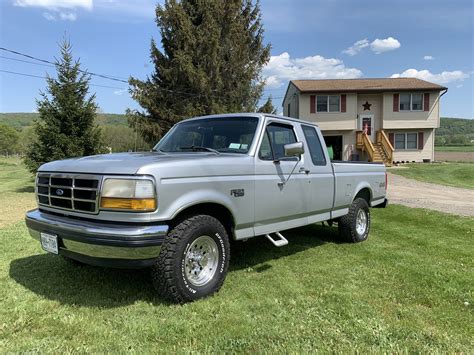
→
(362, 101, 372, 111)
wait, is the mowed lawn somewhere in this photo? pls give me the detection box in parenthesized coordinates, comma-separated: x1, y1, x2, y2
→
(389, 162, 474, 189)
(435, 145, 474, 152)
(0, 158, 473, 352)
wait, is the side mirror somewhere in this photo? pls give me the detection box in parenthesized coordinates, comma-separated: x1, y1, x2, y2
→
(284, 141, 305, 157)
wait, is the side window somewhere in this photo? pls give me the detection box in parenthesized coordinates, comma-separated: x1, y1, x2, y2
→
(302, 125, 327, 166)
(259, 123, 297, 161)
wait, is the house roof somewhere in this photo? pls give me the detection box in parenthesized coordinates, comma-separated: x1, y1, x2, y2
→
(290, 78, 447, 93)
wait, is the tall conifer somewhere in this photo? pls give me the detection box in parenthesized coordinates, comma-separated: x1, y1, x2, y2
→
(128, 0, 271, 144)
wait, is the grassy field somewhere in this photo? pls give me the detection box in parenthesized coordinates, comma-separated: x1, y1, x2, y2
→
(0, 158, 472, 352)
(389, 163, 474, 189)
(435, 145, 474, 152)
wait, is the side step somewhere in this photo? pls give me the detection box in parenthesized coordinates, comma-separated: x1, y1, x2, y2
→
(265, 232, 288, 247)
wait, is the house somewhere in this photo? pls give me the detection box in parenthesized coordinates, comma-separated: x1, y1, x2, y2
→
(282, 78, 447, 165)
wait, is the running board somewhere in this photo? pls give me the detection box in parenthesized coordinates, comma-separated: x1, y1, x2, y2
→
(265, 232, 288, 247)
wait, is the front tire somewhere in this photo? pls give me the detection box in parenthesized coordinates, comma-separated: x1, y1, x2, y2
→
(152, 215, 230, 303)
(338, 198, 371, 243)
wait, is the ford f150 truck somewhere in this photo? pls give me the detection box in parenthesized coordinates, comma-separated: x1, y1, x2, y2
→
(25, 113, 387, 303)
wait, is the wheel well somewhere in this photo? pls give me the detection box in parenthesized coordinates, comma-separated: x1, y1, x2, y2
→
(354, 188, 371, 204)
(171, 203, 235, 239)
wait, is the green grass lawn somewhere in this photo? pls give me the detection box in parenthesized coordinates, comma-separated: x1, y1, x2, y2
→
(0, 158, 472, 352)
(435, 145, 474, 152)
(389, 163, 474, 189)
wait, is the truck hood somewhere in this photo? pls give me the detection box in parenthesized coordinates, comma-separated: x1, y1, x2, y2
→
(38, 152, 229, 175)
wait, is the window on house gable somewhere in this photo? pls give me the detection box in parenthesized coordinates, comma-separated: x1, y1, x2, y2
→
(400, 93, 424, 111)
(316, 95, 340, 112)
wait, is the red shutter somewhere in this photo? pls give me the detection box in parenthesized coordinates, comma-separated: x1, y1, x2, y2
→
(310, 95, 316, 114)
(393, 94, 399, 112)
(388, 133, 394, 146)
(341, 94, 346, 112)
(418, 132, 424, 150)
(423, 93, 430, 111)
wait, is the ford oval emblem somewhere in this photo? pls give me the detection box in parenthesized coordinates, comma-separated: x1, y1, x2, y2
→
(56, 189, 64, 196)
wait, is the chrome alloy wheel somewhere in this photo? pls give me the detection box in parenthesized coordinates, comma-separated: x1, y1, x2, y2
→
(184, 235, 219, 287)
(355, 209, 368, 236)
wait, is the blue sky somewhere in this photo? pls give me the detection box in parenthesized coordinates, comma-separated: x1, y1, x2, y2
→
(1, 0, 473, 118)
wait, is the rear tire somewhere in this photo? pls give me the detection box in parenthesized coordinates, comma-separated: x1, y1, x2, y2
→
(151, 215, 230, 303)
(338, 198, 371, 243)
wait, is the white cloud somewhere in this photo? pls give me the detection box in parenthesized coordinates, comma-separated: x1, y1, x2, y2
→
(370, 37, 401, 54)
(14, 0, 91, 20)
(14, 0, 92, 9)
(113, 89, 128, 96)
(59, 11, 77, 20)
(343, 37, 401, 55)
(423, 55, 434, 60)
(391, 69, 470, 84)
(342, 39, 369, 56)
(42, 11, 55, 20)
(263, 52, 363, 88)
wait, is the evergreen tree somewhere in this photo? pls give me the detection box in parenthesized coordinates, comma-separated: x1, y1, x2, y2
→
(24, 39, 103, 174)
(128, 0, 271, 144)
(257, 96, 277, 114)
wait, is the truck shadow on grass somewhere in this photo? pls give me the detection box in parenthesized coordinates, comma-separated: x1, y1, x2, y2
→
(9, 223, 340, 307)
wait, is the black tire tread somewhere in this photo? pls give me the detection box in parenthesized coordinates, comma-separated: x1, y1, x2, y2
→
(338, 198, 370, 243)
(152, 215, 229, 303)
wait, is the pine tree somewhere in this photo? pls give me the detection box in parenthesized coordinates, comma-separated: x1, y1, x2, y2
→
(257, 96, 277, 114)
(128, 0, 271, 145)
(24, 39, 103, 174)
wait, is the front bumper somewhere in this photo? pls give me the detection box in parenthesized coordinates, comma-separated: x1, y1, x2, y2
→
(25, 209, 169, 268)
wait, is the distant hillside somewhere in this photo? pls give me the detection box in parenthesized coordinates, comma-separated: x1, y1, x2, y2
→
(436, 117, 474, 145)
(0, 112, 128, 128)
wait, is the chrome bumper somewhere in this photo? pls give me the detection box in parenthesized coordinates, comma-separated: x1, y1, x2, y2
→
(25, 209, 168, 264)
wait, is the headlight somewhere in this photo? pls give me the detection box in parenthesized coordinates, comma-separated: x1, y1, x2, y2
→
(100, 178, 156, 212)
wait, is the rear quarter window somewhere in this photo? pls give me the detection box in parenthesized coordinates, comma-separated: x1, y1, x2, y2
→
(302, 125, 327, 166)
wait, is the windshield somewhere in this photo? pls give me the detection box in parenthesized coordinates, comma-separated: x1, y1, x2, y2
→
(155, 116, 259, 154)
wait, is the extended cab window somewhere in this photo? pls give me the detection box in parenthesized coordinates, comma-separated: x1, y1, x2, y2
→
(259, 123, 297, 161)
(302, 125, 326, 165)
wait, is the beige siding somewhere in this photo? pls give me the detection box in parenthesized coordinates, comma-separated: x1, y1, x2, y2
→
(357, 94, 383, 134)
(386, 128, 435, 162)
(382, 91, 440, 129)
(299, 93, 358, 130)
(282, 83, 299, 118)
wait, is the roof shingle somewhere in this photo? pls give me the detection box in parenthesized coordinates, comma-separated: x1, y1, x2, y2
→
(290, 78, 447, 93)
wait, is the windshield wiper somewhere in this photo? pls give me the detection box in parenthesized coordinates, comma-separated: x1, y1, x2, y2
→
(178, 146, 220, 155)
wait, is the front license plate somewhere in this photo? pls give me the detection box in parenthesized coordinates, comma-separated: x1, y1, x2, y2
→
(40, 232, 59, 254)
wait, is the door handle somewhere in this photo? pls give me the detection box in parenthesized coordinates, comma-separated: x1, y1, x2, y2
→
(299, 167, 310, 174)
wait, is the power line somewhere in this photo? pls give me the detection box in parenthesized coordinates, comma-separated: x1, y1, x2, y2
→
(0, 69, 127, 90)
(0, 47, 129, 82)
(0, 55, 55, 68)
(0, 46, 285, 101)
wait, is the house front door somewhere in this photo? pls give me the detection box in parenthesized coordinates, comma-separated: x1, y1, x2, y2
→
(360, 114, 375, 142)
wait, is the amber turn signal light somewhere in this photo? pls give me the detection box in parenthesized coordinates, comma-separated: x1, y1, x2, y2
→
(100, 197, 156, 211)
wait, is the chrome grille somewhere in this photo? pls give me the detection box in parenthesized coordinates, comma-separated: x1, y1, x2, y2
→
(36, 173, 101, 214)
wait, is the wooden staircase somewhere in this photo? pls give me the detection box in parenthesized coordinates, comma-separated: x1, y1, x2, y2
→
(356, 130, 394, 166)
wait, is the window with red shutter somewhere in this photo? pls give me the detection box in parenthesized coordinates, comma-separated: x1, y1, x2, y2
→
(423, 93, 430, 111)
(388, 133, 394, 146)
(310, 95, 316, 114)
(418, 132, 424, 150)
(341, 94, 346, 112)
(393, 94, 399, 112)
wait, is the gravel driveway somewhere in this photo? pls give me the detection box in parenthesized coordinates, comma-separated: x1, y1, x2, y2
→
(387, 173, 474, 217)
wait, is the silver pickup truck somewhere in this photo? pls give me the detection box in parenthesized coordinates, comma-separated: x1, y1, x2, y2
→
(25, 113, 387, 303)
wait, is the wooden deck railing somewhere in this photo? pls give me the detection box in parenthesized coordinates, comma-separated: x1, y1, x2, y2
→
(377, 130, 394, 164)
(355, 131, 375, 161)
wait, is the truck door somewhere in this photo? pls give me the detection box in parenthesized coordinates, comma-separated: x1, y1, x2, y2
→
(254, 120, 310, 235)
(300, 125, 335, 222)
